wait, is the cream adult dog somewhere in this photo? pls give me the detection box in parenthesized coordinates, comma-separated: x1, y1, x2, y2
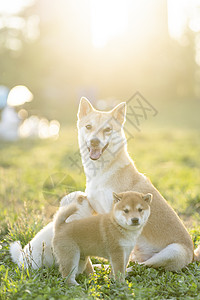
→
(10, 191, 93, 269)
(77, 97, 200, 271)
(53, 191, 152, 285)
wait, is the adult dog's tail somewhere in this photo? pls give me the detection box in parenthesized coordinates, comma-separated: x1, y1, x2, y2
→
(194, 245, 200, 261)
(54, 204, 77, 230)
(10, 241, 24, 266)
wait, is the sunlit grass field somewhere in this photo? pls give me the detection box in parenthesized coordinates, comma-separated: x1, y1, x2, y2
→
(0, 108, 200, 299)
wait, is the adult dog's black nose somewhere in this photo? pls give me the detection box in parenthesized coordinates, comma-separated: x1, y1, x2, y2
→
(90, 138, 100, 147)
(131, 218, 139, 225)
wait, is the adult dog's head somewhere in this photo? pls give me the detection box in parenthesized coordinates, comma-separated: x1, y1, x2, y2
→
(77, 97, 127, 161)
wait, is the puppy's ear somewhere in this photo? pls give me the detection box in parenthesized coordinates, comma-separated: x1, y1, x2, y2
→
(111, 102, 126, 125)
(142, 193, 152, 204)
(77, 194, 87, 204)
(113, 192, 122, 203)
(78, 97, 94, 119)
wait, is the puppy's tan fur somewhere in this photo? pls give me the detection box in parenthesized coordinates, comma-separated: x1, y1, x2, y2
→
(77, 98, 200, 271)
(53, 194, 95, 277)
(53, 191, 152, 285)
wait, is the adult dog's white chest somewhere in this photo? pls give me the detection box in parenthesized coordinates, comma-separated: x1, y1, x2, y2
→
(84, 157, 131, 213)
(86, 180, 113, 214)
(86, 175, 113, 213)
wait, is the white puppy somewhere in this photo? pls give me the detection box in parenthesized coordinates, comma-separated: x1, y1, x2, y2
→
(10, 191, 93, 269)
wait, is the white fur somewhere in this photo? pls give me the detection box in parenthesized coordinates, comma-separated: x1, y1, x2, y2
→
(119, 236, 138, 268)
(85, 153, 131, 214)
(141, 243, 189, 271)
(10, 222, 55, 269)
(10, 191, 87, 269)
(114, 210, 131, 228)
(119, 238, 136, 249)
(65, 195, 94, 223)
(60, 191, 86, 207)
(131, 236, 161, 262)
(194, 245, 200, 259)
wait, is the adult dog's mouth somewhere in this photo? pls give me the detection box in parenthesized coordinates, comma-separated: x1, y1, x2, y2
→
(88, 143, 109, 160)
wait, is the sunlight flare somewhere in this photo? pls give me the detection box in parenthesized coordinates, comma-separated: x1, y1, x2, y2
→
(90, 0, 129, 48)
(7, 85, 33, 107)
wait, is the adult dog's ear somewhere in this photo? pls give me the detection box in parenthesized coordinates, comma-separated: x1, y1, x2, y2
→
(78, 97, 94, 119)
(113, 192, 123, 203)
(142, 193, 153, 204)
(77, 194, 87, 204)
(111, 102, 126, 125)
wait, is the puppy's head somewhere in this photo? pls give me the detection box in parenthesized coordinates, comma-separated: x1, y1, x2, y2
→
(77, 97, 126, 161)
(112, 191, 152, 230)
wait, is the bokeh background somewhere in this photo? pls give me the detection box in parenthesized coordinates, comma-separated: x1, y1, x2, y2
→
(0, 0, 200, 127)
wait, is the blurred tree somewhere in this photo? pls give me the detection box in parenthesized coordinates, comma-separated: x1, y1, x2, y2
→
(0, 0, 199, 124)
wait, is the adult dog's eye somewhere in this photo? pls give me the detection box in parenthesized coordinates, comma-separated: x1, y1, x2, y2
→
(138, 208, 143, 212)
(104, 127, 111, 133)
(85, 124, 92, 130)
(124, 209, 129, 214)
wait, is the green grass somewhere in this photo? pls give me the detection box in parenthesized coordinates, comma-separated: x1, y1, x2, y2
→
(0, 124, 200, 299)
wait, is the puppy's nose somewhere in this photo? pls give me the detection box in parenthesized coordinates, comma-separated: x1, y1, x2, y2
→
(131, 218, 139, 225)
(90, 138, 100, 147)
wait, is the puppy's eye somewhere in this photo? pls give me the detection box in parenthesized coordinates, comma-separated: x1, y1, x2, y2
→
(104, 127, 112, 133)
(124, 209, 129, 214)
(138, 208, 143, 212)
(86, 124, 92, 130)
